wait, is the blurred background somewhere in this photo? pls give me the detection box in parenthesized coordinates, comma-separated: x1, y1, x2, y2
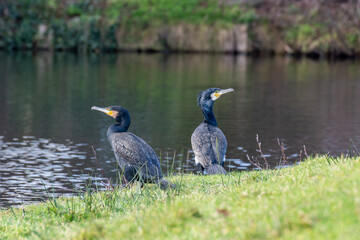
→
(1, 0, 360, 207)
(1, 0, 360, 57)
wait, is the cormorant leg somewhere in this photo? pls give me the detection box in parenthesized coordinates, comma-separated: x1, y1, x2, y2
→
(196, 163, 205, 174)
(124, 165, 138, 187)
(122, 174, 129, 186)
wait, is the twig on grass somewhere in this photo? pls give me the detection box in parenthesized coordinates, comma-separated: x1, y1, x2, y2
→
(91, 145, 113, 190)
(256, 134, 269, 169)
(277, 138, 288, 166)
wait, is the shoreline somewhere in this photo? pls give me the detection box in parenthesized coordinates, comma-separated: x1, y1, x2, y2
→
(2, 1, 360, 58)
(1, 156, 360, 239)
(1, 48, 358, 61)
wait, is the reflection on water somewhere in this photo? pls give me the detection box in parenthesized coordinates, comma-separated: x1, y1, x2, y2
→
(1, 53, 360, 207)
(0, 136, 106, 206)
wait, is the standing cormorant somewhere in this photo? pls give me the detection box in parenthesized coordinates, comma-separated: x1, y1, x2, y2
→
(191, 88, 234, 174)
(91, 105, 175, 189)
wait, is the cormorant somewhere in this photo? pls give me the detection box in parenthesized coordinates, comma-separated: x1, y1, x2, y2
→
(91, 105, 175, 189)
(191, 88, 234, 174)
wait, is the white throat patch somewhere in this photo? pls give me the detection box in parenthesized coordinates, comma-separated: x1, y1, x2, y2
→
(211, 92, 220, 101)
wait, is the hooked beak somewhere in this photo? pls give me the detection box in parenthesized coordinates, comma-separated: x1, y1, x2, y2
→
(218, 88, 234, 95)
(91, 106, 114, 117)
(212, 88, 234, 101)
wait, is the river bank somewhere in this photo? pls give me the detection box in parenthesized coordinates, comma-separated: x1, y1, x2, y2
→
(1, 156, 360, 239)
(1, 1, 360, 58)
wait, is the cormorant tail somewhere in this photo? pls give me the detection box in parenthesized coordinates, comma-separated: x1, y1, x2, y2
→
(205, 164, 227, 175)
(155, 178, 176, 190)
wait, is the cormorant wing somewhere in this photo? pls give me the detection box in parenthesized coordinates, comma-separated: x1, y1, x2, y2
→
(209, 124, 227, 166)
(108, 132, 163, 179)
(191, 123, 227, 168)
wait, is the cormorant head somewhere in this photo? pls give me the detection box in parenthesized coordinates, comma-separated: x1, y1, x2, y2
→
(91, 105, 131, 129)
(197, 88, 234, 107)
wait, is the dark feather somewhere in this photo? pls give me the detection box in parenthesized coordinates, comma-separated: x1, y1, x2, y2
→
(191, 122, 227, 173)
(108, 132, 163, 182)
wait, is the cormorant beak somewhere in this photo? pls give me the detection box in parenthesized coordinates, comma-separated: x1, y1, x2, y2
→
(91, 106, 116, 118)
(211, 88, 234, 101)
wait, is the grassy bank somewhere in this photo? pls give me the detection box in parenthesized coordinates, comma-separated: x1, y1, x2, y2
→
(1, 1, 360, 56)
(0, 0, 254, 52)
(1, 156, 360, 239)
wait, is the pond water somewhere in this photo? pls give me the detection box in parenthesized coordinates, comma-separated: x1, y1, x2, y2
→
(1, 52, 360, 207)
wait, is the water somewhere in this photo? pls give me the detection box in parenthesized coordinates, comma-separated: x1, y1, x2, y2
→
(1, 52, 360, 207)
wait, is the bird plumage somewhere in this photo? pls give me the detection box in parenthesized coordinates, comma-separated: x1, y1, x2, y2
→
(108, 132, 163, 182)
(92, 105, 175, 189)
(191, 123, 227, 174)
(191, 88, 234, 175)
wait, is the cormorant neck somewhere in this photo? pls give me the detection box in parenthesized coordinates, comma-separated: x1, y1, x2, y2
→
(107, 117, 130, 134)
(201, 102, 217, 126)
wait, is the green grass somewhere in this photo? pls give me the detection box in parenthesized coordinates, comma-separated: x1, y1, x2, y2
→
(105, 0, 256, 25)
(1, 0, 258, 50)
(1, 156, 360, 239)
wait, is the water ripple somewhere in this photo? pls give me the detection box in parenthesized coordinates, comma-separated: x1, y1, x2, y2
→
(0, 136, 106, 208)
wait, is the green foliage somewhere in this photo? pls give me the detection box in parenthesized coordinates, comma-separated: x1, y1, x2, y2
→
(298, 24, 316, 39)
(285, 27, 298, 44)
(347, 33, 359, 47)
(0, 0, 257, 51)
(105, 0, 257, 25)
(14, 19, 37, 48)
(237, 9, 257, 24)
(67, 4, 84, 17)
(103, 24, 118, 50)
(52, 20, 82, 50)
(1, 0, 360, 55)
(285, 24, 317, 45)
(1, 156, 360, 239)
(0, 0, 52, 49)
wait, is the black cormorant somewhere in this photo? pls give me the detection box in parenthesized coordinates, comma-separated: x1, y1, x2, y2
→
(91, 105, 175, 189)
(191, 88, 234, 174)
